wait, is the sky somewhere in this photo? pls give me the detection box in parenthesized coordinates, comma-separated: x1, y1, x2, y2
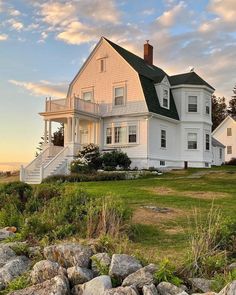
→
(0, 0, 236, 166)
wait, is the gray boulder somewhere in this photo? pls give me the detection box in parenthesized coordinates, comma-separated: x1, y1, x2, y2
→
(122, 264, 157, 288)
(157, 282, 189, 295)
(44, 243, 93, 268)
(189, 278, 213, 293)
(228, 262, 236, 272)
(0, 256, 30, 290)
(104, 286, 139, 294)
(67, 265, 93, 285)
(143, 284, 158, 295)
(191, 293, 217, 295)
(0, 245, 16, 267)
(9, 275, 70, 295)
(218, 280, 236, 295)
(109, 254, 142, 280)
(72, 275, 112, 295)
(0, 228, 15, 241)
(91, 253, 111, 275)
(31, 259, 66, 284)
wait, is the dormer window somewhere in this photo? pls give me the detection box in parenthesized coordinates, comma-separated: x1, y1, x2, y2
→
(162, 88, 169, 109)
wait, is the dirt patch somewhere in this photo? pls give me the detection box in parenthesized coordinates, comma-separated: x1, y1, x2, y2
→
(132, 207, 187, 225)
(143, 186, 177, 195)
(183, 191, 230, 200)
(165, 227, 185, 234)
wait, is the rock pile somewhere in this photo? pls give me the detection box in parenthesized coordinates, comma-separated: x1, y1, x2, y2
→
(0, 239, 235, 295)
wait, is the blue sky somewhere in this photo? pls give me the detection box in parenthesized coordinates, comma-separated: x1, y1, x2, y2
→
(0, 0, 236, 165)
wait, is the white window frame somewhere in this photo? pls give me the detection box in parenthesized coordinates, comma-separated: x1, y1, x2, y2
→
(113, 85, 126, 107)
(187, 133, 198, 150)
(160, 160, 166, 166)
(227, 146, 232, 154)
(205, 133, 210, 151)
(162, 87, 170, 109)
(128, 125, 137, 143)
(81, 87, 94, 102)
(188, 96, 198, 112)
(205, 100, 210, 115)
(104, 121, 139, 146)
(227, 128, 232, 136)
(99, 58, 106, 73)
(161, 129, 167, 149)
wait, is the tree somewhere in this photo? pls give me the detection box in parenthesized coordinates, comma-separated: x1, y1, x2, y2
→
(228, 84, 236, 117)
(212, 95, 227, 131)
(36, 124, 64, 156)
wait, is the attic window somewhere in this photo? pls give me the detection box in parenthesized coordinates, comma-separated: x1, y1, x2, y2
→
(162, 88, 169, 109)
(100, 59, 105, 72)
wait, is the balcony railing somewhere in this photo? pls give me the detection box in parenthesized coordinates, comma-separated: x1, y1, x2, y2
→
(45, 97, 100, 116)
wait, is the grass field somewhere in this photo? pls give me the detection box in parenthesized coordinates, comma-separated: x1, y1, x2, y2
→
(0, 167, 235, 265)
(65, 167, 236, 264)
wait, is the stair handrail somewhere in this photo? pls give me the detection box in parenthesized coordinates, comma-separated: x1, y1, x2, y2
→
(42, 146, 69, 179)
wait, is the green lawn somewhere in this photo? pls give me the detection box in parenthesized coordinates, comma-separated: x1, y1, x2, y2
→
(64, 167, 236, 264)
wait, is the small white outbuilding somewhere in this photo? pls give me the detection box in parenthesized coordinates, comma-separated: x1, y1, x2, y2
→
(212, 137, 225, 166)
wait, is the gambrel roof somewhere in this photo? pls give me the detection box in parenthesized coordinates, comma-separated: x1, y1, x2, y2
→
(105, 38, 214, 121)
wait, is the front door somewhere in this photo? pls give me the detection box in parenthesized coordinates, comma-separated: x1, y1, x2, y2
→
(80, 129, 88, 145)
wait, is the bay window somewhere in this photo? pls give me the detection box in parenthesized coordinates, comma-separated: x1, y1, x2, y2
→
(115, 126, 126, 144)
(106, 128, 112, 144)
(205, 134, 210, 150)
(188, 96, 197, 112)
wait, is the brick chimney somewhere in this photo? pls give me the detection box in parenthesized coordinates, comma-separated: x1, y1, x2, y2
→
(144, 40, 153, 65)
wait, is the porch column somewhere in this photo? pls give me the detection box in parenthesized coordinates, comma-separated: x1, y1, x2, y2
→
(76, 118, 80, 144)
(44, 120, 48, 144)
(93, 122, 97, 144)
(48, 120, 52, 144)
(67, 117, 72, 142)
(72, 117, 75, 143)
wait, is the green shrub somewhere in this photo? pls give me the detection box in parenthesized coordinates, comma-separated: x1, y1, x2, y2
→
(43, 172, 127, 183)
(10, 243, 29, 256)
(154, 258, 183, 286)
(0, 199, 23, 228)
(102, 150, 131, 170)
(2, 182, 32, 205)
(0, 273, 30, 295)
(211, 269, 236, 292)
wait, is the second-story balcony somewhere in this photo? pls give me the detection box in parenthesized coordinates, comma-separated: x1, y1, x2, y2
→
(45, 97, 100, 116)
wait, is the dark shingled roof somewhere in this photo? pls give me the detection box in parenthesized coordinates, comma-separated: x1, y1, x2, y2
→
(169, 72, 215, 90)
(105, 37, 213, 120)
(105, 38, 179, 120)
(212, 137, 225, 148)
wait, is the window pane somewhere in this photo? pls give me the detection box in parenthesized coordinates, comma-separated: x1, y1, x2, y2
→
(115, 127, 126, 143)
(188, 96, 197, 112)
(129, 125, 137, 143)
(206, 101, 210, 114)
(206, 134, 210, 150)
(100, 59, 105, 72)
(163, 89, 168, 108)
(114, 87, 124, 106)
(106, 128, 112, 144)
(161, 130, 166, 148)
(188, 133, 197, 149)
(227, 146, 232, 154)
(83, 91, 92, 101)
(227, 128, 232, 136)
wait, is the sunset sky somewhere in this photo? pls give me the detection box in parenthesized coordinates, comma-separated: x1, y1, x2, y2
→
(0, 0, 236, 166)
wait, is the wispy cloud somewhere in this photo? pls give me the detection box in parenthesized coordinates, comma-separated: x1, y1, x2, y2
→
(9, 80, 68, 98)
(0, 33, 8, 41)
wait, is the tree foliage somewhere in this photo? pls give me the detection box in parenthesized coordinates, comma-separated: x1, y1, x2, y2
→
(212, 95, 227, 131)
(228, 84, 236, 117)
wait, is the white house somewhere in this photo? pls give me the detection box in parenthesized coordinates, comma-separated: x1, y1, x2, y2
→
(21, 37, 217, 184)
(212, 115, 236, 162)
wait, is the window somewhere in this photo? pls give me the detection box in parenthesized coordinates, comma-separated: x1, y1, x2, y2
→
(100, 59, 105, 72)
(205, 134, 210, 150)
(160, 160, 165, 166)
(162, 89, 169, 108)
(205, 162, 209, 167)
(114, 87, 124, 106)
(188, 133, 197, 149)
(227, 128, 232, 136)
(206, 101, 210, 114)
(188, 96, 197, 112)
(161, 130, 166, 148)
(114, 126, 126, 144)
(106, 128, 112, 144)
(227, 146, 232, 154)
(82, 91, 93, 102)
(128, 126, 137, 143)
(219, 148, 222, 159)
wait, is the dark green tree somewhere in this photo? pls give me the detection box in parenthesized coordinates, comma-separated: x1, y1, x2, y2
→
(212, 95, 227, 131)
(36, 124, 64, 156)
(228, 84, 236, 117)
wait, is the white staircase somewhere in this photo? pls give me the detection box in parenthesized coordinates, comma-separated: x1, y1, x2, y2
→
(20, 146, 70, 184)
